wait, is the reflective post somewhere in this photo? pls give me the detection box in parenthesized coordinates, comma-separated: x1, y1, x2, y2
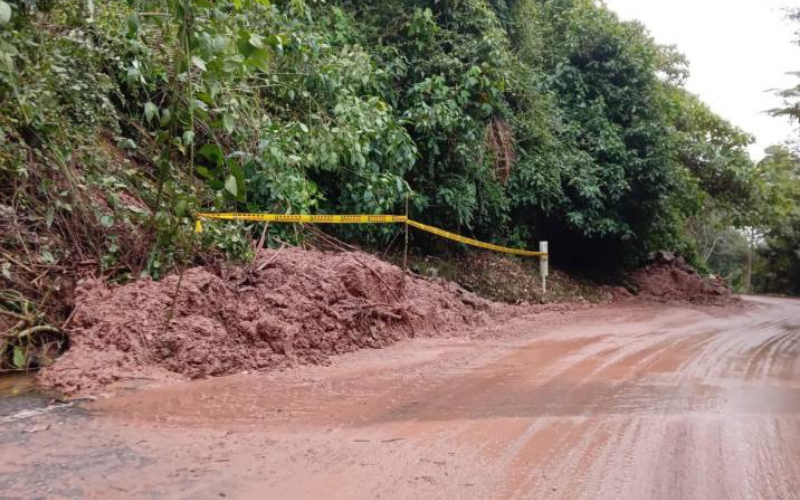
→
(540, 241, 549, 295)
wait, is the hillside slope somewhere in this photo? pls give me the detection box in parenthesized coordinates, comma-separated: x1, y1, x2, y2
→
(1, 0, 752, 370)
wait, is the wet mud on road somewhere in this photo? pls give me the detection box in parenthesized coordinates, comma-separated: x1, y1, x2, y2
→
(2, 296, 800, 499)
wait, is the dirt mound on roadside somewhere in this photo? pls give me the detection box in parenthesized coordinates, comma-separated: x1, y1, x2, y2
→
(631, 251, 737, 305)
(39, 247, 502, 395)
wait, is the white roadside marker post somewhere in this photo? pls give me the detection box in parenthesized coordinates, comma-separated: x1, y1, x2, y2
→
(540, 241, 549, 296)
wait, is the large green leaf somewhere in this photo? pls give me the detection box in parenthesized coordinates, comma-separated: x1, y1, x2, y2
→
(198, 143, 224, 165)
(224, 175, 238, 197)
(12, 346, 26, 369)
(0, 1, 11, 26)
(229, 162, 246, 202)
(144, 102, 158, 123)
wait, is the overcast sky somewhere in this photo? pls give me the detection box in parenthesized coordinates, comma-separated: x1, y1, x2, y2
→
(603, 0, 800, 160)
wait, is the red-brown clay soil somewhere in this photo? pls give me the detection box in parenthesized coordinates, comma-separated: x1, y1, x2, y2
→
(38, 247, 519, 395)
(2, 296, 799, 499)
(37, 247, 737, 395)
(631, 251, 737, 305)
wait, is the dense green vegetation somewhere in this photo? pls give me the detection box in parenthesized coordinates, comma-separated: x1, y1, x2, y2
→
(0, 0, 757, 263)
(750, 146, 800, 295)
(694, 8, 800, 297)
(1, 0, 798, 366)
(746, 8, 800, 296)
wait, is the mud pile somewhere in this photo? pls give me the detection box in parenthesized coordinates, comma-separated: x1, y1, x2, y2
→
(631, 251, 736, 305)
(39, 247, 501, 394)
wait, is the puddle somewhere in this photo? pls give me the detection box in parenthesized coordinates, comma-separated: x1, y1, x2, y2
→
(0, 373, 60, 418)
(0, 373, 38, 395)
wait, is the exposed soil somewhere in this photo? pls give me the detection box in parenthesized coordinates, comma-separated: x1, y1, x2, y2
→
(38, 247, 514, 395)
(37, 247, 738, 396)
(631, 251, 738, 305)
(3, 297, 799, 499)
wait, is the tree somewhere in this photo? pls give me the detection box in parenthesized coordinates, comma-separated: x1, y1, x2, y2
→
(756, 6, 800, 295)
(750, 146, 800, 294)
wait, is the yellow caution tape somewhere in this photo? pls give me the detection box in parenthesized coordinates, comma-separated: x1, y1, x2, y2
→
(195, 212, 547, 257)
(405, 219, 547, 257)
(197, 212, 407, 224)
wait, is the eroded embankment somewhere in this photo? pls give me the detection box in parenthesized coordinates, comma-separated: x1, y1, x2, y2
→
(631, 251, 739, 305)
(39, 248, 512, 394)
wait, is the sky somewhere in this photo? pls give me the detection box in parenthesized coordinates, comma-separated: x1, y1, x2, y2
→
(603, 0, 800, 160)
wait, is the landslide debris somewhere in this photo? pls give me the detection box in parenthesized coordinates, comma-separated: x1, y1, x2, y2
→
(39, 247, 501, 395)
(631, 251, 737, 305)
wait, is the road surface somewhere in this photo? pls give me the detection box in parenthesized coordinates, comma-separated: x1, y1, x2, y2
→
(2, 296, 799, 499)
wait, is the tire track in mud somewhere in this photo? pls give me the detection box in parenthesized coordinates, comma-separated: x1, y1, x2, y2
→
(433, 298, 800, 500)
(676, 316, 792, 383)
(744, 328, 793, 381)
(481, 314, 747, 499)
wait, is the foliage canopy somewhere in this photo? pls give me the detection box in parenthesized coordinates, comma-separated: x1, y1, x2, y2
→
(0, 0, 759, 280)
